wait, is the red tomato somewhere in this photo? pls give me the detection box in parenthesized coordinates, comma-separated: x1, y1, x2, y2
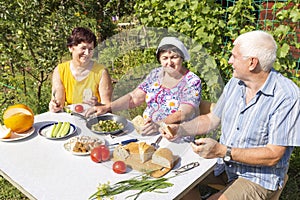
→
(90, 145, 110, 163)
(74, 104, 84, 113)
(112, 161, 127, 174)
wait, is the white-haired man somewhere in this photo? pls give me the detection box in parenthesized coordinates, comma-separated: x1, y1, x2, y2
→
(162, 30, 300, 200)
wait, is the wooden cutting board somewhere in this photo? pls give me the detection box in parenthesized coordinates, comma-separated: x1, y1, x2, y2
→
(113, 153, 179, 178)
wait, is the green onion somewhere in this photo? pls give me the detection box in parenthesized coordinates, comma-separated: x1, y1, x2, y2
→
(89, 174, 174, 200)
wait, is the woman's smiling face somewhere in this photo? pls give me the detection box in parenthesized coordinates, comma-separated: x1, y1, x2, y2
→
(159, 51, 184, 74)
(69, 42, 94, 66)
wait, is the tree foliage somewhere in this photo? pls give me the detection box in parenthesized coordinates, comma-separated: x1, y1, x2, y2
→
(0, 0, 117, 117)
(134, 0, 299, 99)
(0, 0, 299, 119)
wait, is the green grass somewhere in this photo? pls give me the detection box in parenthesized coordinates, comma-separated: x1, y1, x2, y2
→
(0, 176, 28, 199)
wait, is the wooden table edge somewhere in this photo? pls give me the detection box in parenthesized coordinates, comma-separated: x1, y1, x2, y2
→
(0, 169, 37, 200)
(173, 162, 216, 200)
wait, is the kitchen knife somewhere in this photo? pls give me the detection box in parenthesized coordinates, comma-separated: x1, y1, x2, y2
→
(109, 138, 138, 146)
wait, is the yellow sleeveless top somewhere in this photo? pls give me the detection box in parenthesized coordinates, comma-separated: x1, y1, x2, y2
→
(58, 61, 104, 105)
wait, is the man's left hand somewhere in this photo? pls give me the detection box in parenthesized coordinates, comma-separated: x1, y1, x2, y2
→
(191, 138, 224, 159)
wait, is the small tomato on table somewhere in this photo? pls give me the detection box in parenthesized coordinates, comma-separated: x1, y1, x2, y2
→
(112, 161, 127, 174)
(74, 104, 84, 113)
(90, 145, 110, 163)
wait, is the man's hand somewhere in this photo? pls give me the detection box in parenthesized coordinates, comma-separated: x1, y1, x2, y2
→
(160, 124, 180, 140)
(191, 138, 226, 159)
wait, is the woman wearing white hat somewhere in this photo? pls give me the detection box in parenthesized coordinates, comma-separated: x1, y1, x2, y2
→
(88, 37, 201, 135)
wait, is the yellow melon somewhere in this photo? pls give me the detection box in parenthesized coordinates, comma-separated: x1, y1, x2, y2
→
(0, 125, 12, 139)
(3, 104, 34, 133)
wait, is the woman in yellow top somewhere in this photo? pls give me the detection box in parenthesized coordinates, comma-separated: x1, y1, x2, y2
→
(49, 27, 113, 112)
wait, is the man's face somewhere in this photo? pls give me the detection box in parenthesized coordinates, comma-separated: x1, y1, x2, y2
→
(228, 45, 250, 79)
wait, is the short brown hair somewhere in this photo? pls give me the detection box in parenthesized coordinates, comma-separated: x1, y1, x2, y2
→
(67, 27, 97, 48)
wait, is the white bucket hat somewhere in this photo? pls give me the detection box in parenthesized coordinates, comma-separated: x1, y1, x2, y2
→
(156, 37, 190, 61)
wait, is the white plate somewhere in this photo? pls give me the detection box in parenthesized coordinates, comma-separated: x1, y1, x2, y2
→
(65, 104, 91, 115)
(63, 136, 105, 156)
(0, 127, 35, 142)
(38, 122, 77, 140)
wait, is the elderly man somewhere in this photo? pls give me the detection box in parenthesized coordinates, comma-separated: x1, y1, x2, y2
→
(162, 30, 300, 200)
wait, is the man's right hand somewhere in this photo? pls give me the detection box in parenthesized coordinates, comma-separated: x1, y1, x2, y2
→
(160, 124, 180, 140)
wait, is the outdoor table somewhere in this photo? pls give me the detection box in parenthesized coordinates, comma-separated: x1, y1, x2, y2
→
(0, 112, 216, 200)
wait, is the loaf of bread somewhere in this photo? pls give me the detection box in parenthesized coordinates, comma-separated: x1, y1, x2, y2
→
(138, 142, 155, 163)
(124, 142, 139, 154)
(132, 115, 144, 134)
(113, 145, 130, 160)
(151, 148, 174, 168)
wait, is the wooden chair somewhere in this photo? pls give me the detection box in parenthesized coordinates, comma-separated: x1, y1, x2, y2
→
(199, 100, 216, 115)
(269, 174, 288, 200)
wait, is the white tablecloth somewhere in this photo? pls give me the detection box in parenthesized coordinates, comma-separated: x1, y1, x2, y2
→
(0, 112, 216, 200)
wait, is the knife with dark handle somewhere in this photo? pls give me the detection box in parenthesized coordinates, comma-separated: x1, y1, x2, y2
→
(109, 138, 138, 146)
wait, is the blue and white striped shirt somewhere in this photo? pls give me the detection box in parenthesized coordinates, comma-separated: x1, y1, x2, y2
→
(213, 69, 300, 191)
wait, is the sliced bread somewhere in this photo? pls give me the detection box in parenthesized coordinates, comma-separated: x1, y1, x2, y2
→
(138, 142, 155, 163)
(151, 148, 174, 168)
(113, 145, 130, 160)
(132, 115, 144, 134)
(160, 122, 175, 136)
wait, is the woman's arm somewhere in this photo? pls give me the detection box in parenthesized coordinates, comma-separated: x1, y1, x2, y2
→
(49, 66, 65, 112)
(111, 88, 146, 112)
(98, 68, 113, 105)
(162, 104, 197, 124)
(89, 88, 146, 116)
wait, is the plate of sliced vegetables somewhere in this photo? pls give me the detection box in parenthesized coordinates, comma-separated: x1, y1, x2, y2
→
(38, 121, 77, 140)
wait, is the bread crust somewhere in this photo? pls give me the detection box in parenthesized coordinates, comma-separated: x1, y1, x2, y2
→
(139, 142, 155, 163)
(124, 142, 139, 154)
(160, 122, 175, 136)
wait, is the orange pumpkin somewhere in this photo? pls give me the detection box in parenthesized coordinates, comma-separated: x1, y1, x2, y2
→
(3, 104, 34, 133)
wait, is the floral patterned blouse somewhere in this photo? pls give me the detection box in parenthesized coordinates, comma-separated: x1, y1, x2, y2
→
(138, 67, 201, 122)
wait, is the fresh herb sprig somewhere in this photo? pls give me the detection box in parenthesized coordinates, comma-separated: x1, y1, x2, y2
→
(89, 174, 174, 200)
